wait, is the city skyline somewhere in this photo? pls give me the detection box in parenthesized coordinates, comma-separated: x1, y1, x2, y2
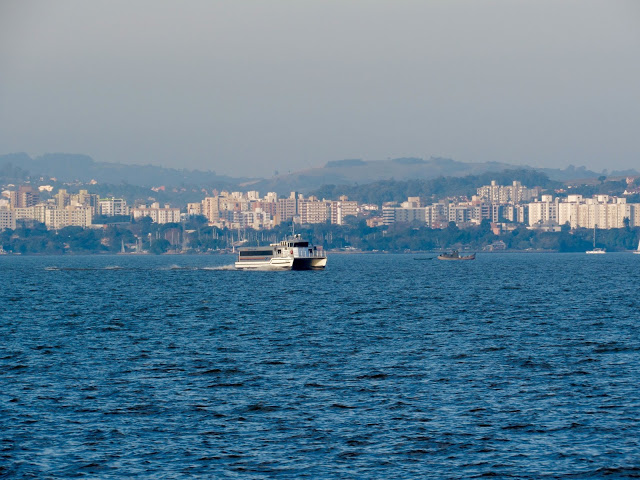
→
(3, 177, 640, 234)
(1, 1, 639, 177)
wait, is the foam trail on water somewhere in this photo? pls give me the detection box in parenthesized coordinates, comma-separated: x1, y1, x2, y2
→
(202, 265, 236, 271)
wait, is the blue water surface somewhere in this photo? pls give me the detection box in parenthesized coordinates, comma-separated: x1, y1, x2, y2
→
(1, 253, 640, 479)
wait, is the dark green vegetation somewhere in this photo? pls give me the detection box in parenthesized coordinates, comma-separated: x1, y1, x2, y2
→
(3, 217, 638, 255)
(310, 169, 636, 204)
(311, 169, 560, 203)
(563, 178, 630, 198)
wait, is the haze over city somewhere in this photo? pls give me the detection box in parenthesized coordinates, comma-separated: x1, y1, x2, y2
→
(1, 0, 638, 177)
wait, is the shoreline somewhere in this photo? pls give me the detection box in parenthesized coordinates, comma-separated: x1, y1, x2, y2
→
(2, 250, 639, 256)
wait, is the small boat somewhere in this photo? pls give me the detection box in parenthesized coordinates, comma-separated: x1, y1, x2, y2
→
(586, 224, 606, 254)
(437, 250, 475, 261)
(634, 240, 640, 254)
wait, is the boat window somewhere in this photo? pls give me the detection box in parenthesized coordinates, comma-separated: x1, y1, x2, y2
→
(239, 250, 273, 257)
(293, 242, 309, 247)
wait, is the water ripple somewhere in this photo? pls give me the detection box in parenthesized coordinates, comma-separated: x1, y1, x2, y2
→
(1, 253, 640, 478)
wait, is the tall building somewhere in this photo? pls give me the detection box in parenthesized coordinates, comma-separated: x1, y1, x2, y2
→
(202, 196, 220, 223)
(477, 180, 540, 204)
(448, 205, 471, 224)
(12, 204, 92, 229)
(299, 198, 330, 224)
(187, 202, 203, 216)
(54, 189, 70, 208)
(0, 206, 15, 230)
(66, 206, 93, 228)
(9, 186, 39, 208)
(276, 194, 297, 223)
(99, 198, 129, 216)
(382, 206, 429, 226)
(528, 195, 558, 226)
(529, 195, 636, 229)
(330, 197, 359, 225)
(72, 190, 100, 215)
(132, 203, 181, 224)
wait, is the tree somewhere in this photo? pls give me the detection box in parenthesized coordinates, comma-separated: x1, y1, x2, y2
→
(150, 238, 171, 254)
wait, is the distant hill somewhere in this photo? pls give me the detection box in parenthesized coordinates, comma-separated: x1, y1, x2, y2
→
(538, 164, 638, 181)
(249, 157, 527, 193)
(325, 159, 367, 168)
(247, 158, 638, 194)
(0, 153, 250, 188)
(2, 152, 636, 197)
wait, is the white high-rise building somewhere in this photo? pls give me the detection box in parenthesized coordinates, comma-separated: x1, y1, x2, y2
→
(99, 198, 129, 216)
(0, 206, 15, 230)
(132, 203, 181, 224)
(477, 180, 540, 204)
(530, 195, 637, 229)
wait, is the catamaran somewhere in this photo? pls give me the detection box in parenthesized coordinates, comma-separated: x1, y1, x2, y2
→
(235, 234, 327, 270)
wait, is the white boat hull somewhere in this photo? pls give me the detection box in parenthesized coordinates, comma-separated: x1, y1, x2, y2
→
(235, 257, 294, 270)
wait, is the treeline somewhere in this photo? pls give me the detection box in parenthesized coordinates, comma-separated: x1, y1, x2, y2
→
(31, 181, 209, 207)
(310, 169, 563, 203)
(0, 161, 30, 183)
(310, 169, 636, 204)
(2, 217, 639, 255)
(301, 221, 639, 253)
(562, 178, 630, 198)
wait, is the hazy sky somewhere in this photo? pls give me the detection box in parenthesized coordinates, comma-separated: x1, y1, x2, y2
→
(1, 1, 638, 177)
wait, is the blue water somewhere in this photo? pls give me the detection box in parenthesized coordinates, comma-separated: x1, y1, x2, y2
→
(1, 253, 640, 479)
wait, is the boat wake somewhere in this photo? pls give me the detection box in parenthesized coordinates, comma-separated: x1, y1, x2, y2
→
(202, 265, 236, 271)
(166, 265, 197, 271)
(44, 264, 239, 272)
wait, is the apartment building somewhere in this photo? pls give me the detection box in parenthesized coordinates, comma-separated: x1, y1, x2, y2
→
(132, 203, 181, 224)
(99, 197, 129, 216)
(529, 194, 638, 228)
(202, 197, 221, 223)
(276, 194, 298, 223)
(477, 180, 540, 204)
(299, 197, 330, 224)
(187, 202, 203, 216)
(11, 204, 92, 229)
(9, 186, 39, 208)
(330, 197, 359, 225)
(0, 206, 15, 230)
